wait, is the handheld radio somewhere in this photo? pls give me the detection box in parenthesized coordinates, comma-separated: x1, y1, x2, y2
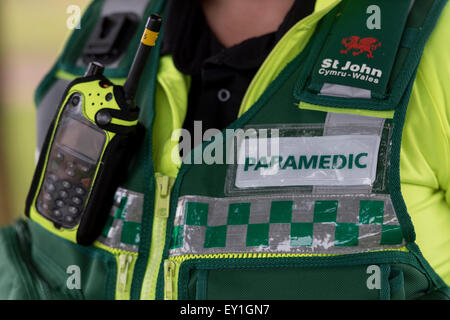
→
(26, 14, 162, 245)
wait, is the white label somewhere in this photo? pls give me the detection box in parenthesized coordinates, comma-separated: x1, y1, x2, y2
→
(235, 135, 380, 188)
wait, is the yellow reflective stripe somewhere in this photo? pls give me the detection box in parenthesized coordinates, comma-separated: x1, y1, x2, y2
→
(140, 173, 175, 300)
(238, 0, 342, 117)
(299, 101, 395, 119)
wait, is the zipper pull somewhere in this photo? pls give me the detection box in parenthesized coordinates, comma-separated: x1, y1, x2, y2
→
(155, 174, 174, 219)
(118, 254, 133, 292)
(164, 260, 177, 300)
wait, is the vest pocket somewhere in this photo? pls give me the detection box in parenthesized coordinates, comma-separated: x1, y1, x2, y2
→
(189, 265, 383, 300)
(0, 220, 85, 299)
(170, 257, 431, 300)
(27, 220, 117, 299)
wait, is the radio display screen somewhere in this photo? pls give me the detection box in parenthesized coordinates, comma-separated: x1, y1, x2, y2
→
(56, 117, 106, 161)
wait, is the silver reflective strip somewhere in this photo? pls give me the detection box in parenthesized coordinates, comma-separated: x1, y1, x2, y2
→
(169, 194, 404, 257)
(319, 83, 371, 99)
(98, 188, 144, 252)
(324, 112, 385, 136)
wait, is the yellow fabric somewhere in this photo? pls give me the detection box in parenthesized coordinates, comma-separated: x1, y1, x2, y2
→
(152, 1, 450, 285)
(400, 3, 450, 285)
(152, 55, 190, 178)
(298, 101, 395, 119)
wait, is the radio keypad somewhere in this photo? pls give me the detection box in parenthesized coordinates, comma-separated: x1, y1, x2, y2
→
(52, 210, 62, 218)
(46, 183, 56, 193)
(37, 146, 92, 228)
(62, 181, 72, 189)
(75, 187, 85, 196)
(59, 190, 69, 198)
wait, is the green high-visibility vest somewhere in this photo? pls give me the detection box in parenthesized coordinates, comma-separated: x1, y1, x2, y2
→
(0, 0, 449, 300)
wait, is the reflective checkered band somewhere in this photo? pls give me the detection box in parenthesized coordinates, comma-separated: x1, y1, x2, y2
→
(98, 188, 144, 252)
(169, 194, 404, 256)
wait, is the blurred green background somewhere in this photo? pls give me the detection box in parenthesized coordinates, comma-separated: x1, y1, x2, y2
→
(0, 0, 90, 226)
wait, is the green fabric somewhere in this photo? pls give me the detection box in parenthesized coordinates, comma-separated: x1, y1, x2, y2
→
(380, 225, 404, 245)
(388, 0, 435, 87)
(120, 221, 141, 246)
(359, 200, 384, 224)
(0, 220, 102, 299)
(28, 220, 116, 299)
(417, 287, 450, 300)
(379, 264, 391, 300)
(246, 224, 270, 247)
(185, 202, 209, 226)
(313, 200, 338, 223)
(309, 0, 413, 98)
(228, 203, 251, 225)
(204, 226, 227, 248)
(269, 201, 293, 223)
(335, 223, 359, 247)
(202, 266, 379, 300)
(180, 256, 430, 300)
(389, 266, 406, 300)
(290, 223, 314, 246)
(0, 222, 43, 299)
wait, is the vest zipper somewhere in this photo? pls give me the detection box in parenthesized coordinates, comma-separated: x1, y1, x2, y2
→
(141, 173, 175, 300)
(164, 259, 177, 300)
(116, 253, 134, 300)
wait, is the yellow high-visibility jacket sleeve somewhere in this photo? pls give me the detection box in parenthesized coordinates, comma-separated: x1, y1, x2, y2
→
(401, 2, 450, 285)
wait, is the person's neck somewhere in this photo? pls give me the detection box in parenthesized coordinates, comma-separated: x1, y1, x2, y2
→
(201, 0, 295, 48)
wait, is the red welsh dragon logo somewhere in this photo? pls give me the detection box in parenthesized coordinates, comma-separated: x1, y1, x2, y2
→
(340, 36, 381, 59)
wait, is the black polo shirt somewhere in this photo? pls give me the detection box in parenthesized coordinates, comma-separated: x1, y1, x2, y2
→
(161, 0, 316, 138)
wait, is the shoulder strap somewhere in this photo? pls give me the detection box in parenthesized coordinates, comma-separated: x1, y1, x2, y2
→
(294, 0, 448, 112)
